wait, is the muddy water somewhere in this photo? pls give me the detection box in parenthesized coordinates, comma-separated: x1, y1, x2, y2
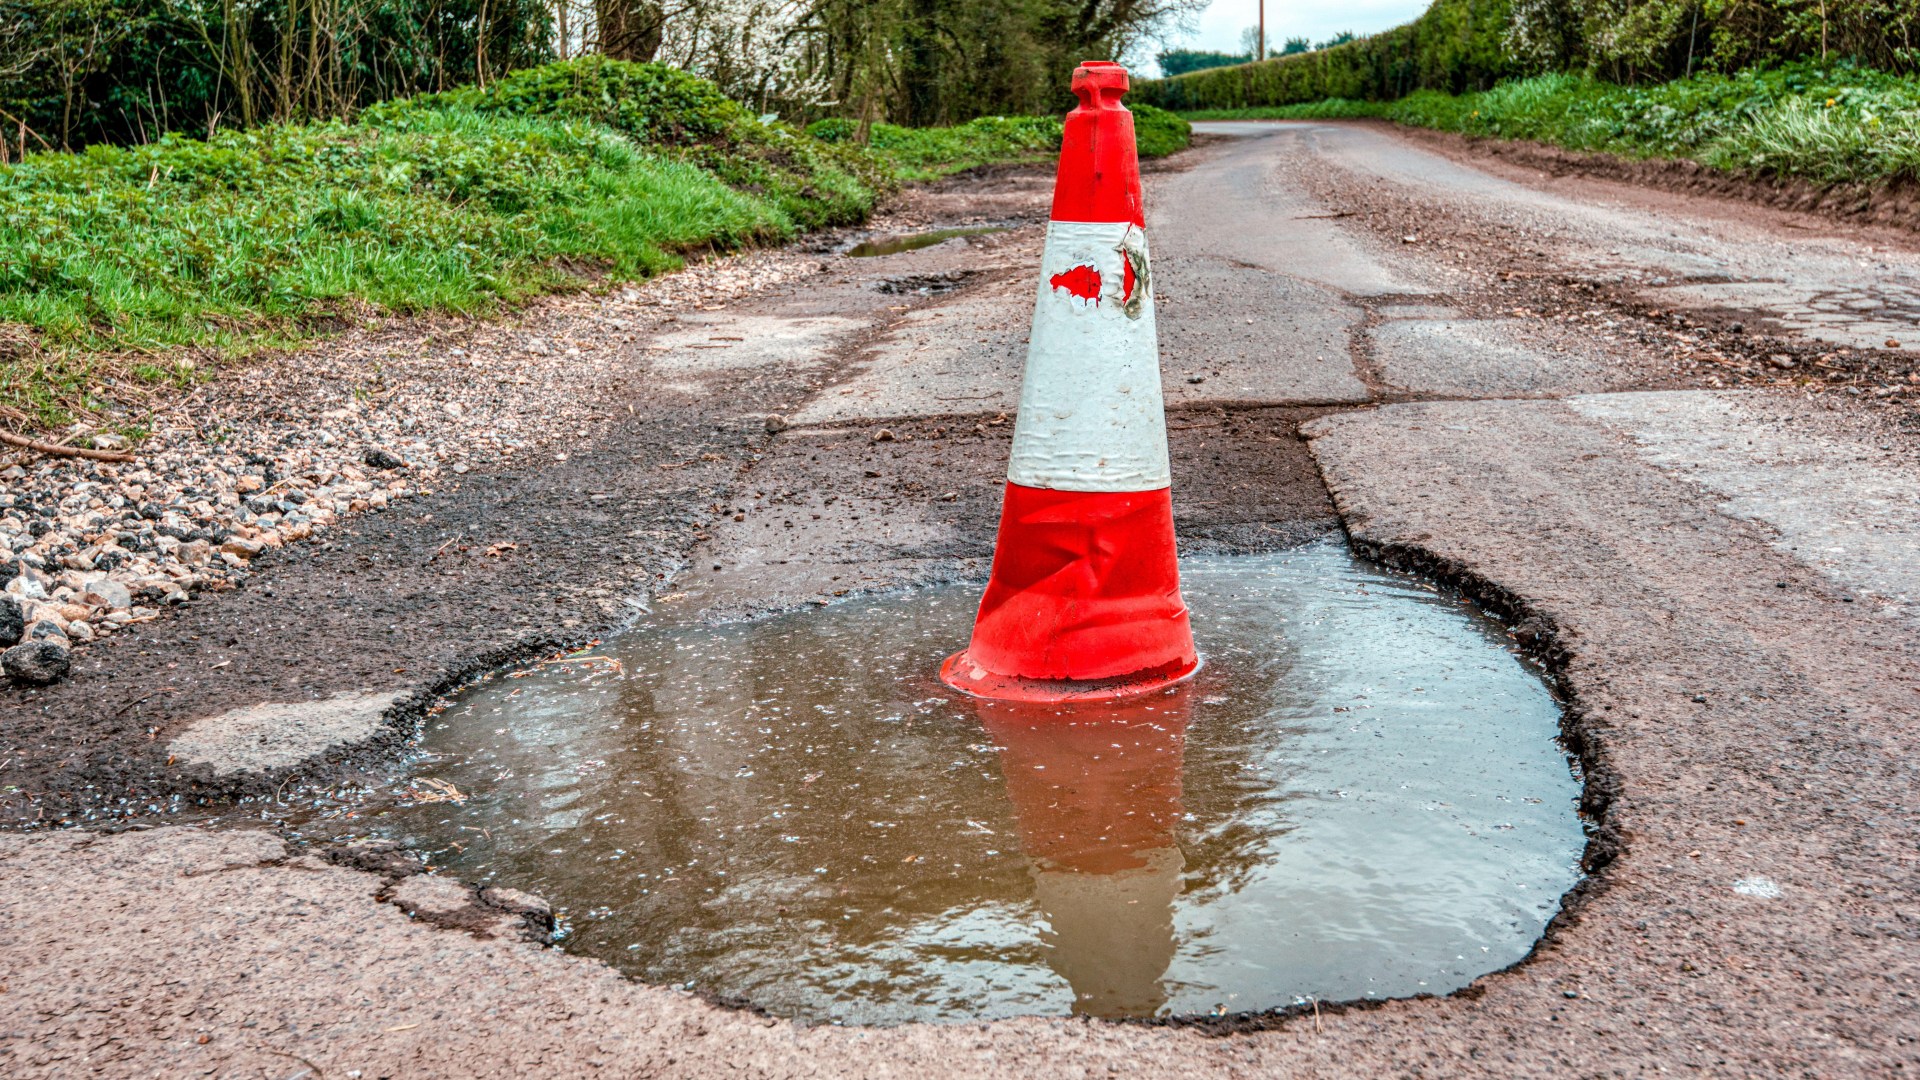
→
(845, 226, 1005, 257)
(387, 540, 1582, 1024)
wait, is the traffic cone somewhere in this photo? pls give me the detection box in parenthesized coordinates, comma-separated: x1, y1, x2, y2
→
(941, 60, 1198, 703)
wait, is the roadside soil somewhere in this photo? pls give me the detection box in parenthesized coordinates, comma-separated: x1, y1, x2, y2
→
(1391, 119, 1920, 235)
(1295, 121, 1920, 418)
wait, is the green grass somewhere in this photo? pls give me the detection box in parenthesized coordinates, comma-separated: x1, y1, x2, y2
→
(810, 115, 1061, 182)
(0, 103, 796, 429)
(808, 104, 1191, 182)
(0, 57, 1191, 434)
(1182, 63, 1920, 188)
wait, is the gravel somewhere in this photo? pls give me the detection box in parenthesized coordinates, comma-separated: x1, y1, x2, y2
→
(0, 250, 818, 684)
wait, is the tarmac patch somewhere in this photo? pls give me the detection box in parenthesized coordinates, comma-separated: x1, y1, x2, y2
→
(167, 689, 404, 777)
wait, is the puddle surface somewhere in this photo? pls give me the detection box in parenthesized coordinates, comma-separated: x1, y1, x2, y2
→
(382, 541, 1582, 1024)
(846, 226, 1004, 257)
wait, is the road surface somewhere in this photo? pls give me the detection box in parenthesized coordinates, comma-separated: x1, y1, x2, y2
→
(3, 121, 1918, 1077)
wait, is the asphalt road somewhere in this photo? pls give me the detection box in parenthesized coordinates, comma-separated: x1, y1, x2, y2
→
(3, 122, 1918, 1077)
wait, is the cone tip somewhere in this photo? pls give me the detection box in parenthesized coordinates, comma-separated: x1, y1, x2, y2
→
(1071, 61, 1130, 102)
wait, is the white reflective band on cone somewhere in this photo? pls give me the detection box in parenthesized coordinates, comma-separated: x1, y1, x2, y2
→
(1006, 220, 1172, 493)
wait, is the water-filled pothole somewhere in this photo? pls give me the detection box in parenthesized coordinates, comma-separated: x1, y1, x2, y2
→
(845, 226, 1005, 257)
(385, 541, 1582, 1024)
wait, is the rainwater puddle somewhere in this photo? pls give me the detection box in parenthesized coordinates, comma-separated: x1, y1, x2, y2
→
(845, 226, 1004, 257)
(383, 541, 1583, 1024)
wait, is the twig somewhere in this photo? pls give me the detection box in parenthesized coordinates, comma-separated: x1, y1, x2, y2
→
(113, 686, 177, 717)
(260, 1047, 326, 1078)
(0, 108, 50, 151)
(0, 429, 136, 463)
(1294, 211, 1355, 220)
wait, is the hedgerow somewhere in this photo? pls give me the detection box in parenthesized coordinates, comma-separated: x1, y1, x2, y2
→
(1184, 62, 1920, 188)
(809, 103, 1190, 182)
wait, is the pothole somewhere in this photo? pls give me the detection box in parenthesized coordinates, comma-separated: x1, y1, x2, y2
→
(365, 539, 1584, 1024)
(845, 226, 1005, 257)
(873, 270, 980, 296)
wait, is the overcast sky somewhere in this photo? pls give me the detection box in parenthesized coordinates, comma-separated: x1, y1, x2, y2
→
(1141, 0, 1431, 74)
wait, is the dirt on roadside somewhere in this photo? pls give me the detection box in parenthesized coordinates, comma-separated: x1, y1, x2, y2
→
(1299, 122, 1920, 423)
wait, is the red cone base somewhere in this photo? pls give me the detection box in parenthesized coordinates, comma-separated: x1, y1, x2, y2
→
(941, 484, 1199, 703)
(940, 650, 1199, 704)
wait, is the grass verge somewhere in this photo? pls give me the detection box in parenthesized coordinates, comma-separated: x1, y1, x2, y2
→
(1182, 63, 1920, 189)
(808, 103, 1191, 182)
(0, 60, 1190, 438)
(0, 57, 881, 435)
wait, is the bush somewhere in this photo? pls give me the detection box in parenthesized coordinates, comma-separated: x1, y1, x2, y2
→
(1130, 103, 1192, 158)
(376, 57, 892, 231)
(1134, 0, 1515, 111)
(1202, 61, 1920, 188)
(810, 103, 1189, 182)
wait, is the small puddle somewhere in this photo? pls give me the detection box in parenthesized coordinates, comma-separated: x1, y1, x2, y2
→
(367, 541, 1583, 1024)
(846, 226, 1004, 257)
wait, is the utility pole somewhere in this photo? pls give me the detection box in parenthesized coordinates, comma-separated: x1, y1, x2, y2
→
(1257, 0, 1266, 61)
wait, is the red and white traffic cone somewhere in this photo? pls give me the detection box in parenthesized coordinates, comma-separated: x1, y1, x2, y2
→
(941, 60, 1198, 703)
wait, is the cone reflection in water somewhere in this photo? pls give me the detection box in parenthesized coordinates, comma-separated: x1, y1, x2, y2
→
(974, 690, 1192, 1017)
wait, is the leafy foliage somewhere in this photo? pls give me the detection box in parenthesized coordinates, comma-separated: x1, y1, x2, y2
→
(379, 56, 889, 230)
(0, 0, 552, 149)
(808, 102, 1189, 182)
(1134, 0, 1518, 111)
(1139, 0, 1920, 117)
(1157, 50, 1253, 78)
(1185, 62, 1920, 186)
(1130, 102, 1193, 157)
(798, 0, 1207, 127)
(1508, 0, 1920, 81)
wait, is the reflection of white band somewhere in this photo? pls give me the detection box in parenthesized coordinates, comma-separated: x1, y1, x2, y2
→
(1007, 221, 1172, 492)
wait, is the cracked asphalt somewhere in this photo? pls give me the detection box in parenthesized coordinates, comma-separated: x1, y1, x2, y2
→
(2, 121, 1917, 1077)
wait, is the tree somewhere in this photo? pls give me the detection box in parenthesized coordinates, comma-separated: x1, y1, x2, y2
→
(1280, 35, 1309, 55)
(786, 0, 1209, 124)
(1156, 48, 1249, 76)
(1316, 30, 1355, 49)
(596, 0, 665, 60)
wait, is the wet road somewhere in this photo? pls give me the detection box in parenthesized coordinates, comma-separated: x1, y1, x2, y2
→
(3, 121, 1919, 1077)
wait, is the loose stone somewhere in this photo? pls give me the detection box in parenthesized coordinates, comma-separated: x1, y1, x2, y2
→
(82, 579, 132, 612)
(220, 536, 266, 559)
(3, 640, 71, 684)
(0, 596, 22, 646)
